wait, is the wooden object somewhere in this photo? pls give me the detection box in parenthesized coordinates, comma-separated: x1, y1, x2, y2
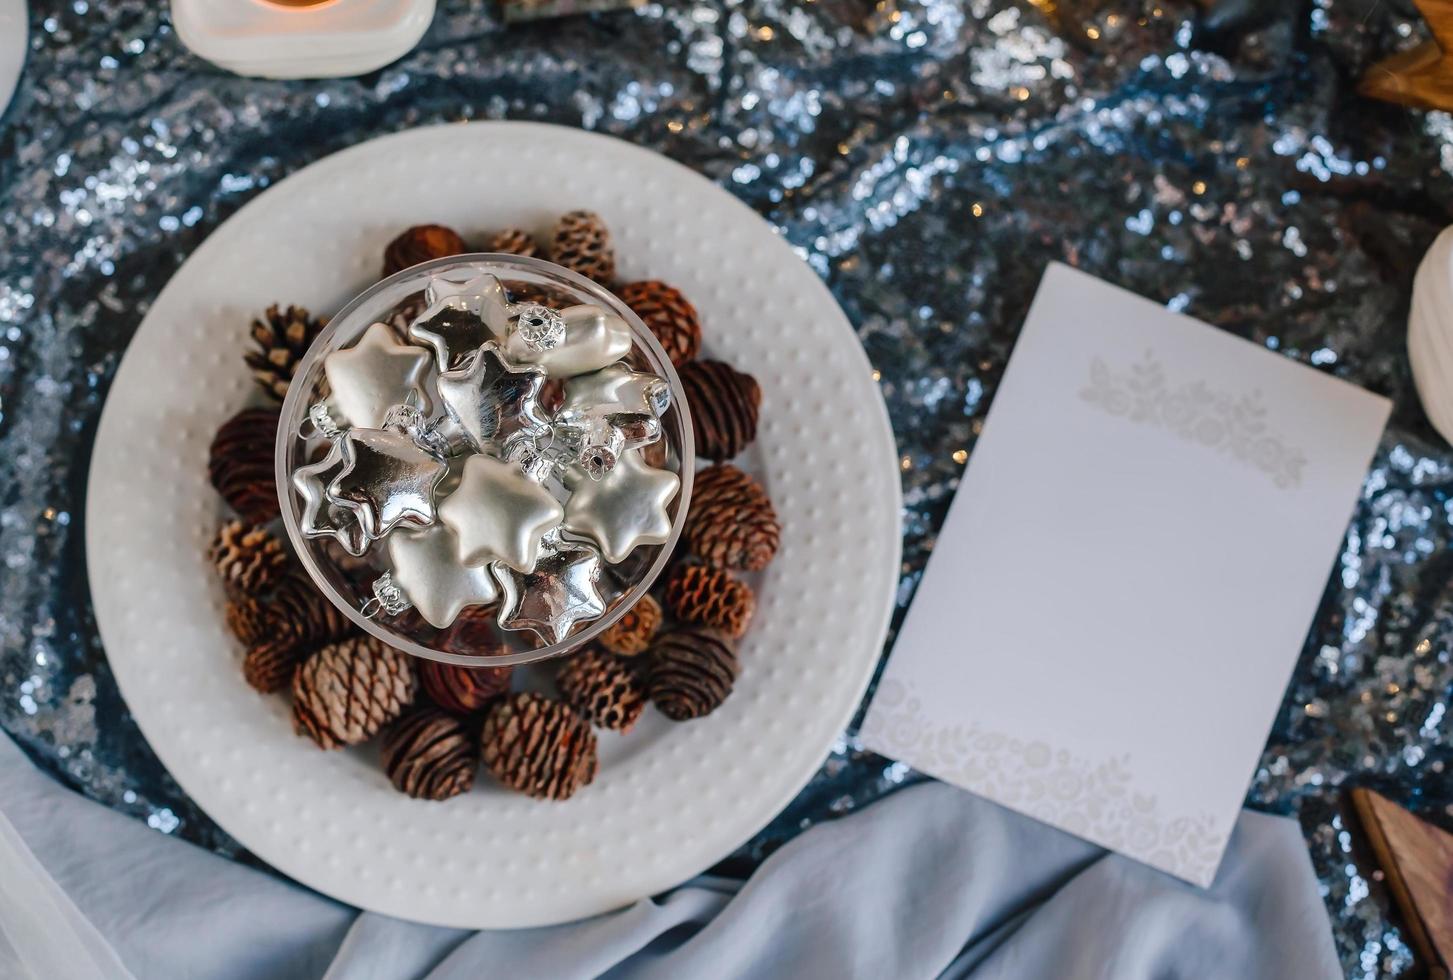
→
(1350, 788, 1453, 980)
(1359, 0, 1453, 111)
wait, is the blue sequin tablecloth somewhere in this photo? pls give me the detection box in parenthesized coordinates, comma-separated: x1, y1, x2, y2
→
(1, 1, 1450, 975)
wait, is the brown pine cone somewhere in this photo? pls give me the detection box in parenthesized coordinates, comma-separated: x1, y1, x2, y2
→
(616, 281, 701, 367)
(210, 521, 289, 599)
(266, 572, 356, 651)
(486, 228, 541, 258)
(480, 692, 598, 800)
(649, 628, 738, 721)
(419, 660, 512, 715)
(245, 305, 328, 404)
(224, 595, 270, 647)
(381, 707, 477, 801)
(292, 636, 418, 750)
(684, 464, 781, 571)
(556, 648, 646, 733)
(442, 605, 505, 657)
(383, 224, 468, 277)
(678, 360, 761, 461)
(243, 637, 307, 694)
(663, 564, 755, 638)
(208, 407, 282, 523)
(597, 594, 662, 657)
(550, 210, 615, 284)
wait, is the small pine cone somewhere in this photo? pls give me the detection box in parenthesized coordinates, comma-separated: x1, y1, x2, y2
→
(597, 594, 662, 657)
(210, 521, 289, 599)
(442, 605, 505, 657)
(208, 407, 282, 523)
(381, 707, 477, 801)
(550, 210, 615, 284)
(684, 464, 780, 571)
(225, 595, 270, 647)
(383, 224, 468, 277)
(419, 660, 512, 715)
(649, 628, 738, 721)
(617, 281, 701, 367)
(267, 572, 356, 650)
(292, 636, 418, 750)
(480, 692, 598, 800)
(663, 564, 755, 638)
(486, 228, 541, 258)
(244, 305, 328, 404)
(243, 637, 306, 694)
(556, 648, 646, 733)
(679, 360, 761, 461)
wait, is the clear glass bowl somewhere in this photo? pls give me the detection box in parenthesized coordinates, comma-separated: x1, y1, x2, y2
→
(275, 254, 693, 667)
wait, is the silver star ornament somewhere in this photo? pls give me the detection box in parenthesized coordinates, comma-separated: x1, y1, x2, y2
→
(408, 272, 512, 369)
(328, 427, 448, 539)
(493, 539, 607, 644)
(386, 523, 500, 628)
(554, 363, 672, 474)
(504, 304, 632, 378)
(436, 343, 551, 454)
(323, 321, 434, 429)
(438, 454, 564, 572)
(563, 451, 680, 563)
(292, 440, 369, 556)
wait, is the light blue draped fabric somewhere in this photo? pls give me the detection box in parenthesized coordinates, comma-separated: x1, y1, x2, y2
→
(0, 732, 1339, 980)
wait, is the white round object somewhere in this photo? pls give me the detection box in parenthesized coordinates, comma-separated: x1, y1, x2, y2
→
(0, 0, 25, 117)
(1410, 226, 1453, 444)
(87, 123, 901, 929)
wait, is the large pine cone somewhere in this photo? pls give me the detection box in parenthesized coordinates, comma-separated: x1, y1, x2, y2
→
(245, 305, 328, 404)
(419, 660, 512, 715)
(663, 564, 755, 638)
(556, 648, 646, 733)
(649, 628, 738, 721)
(678, 360, 761, 461)
(292, 636, 418, 750)
(210, 521, 289, 599)
(383, 224, 468, 277)
(486, 228, 541, 258)
(381, 707, 477, 801)
(208, 407, 282, 523)
(616, 280, 701, 366)
(550, 210, 615, 284)
(480, 692, 598, 800)
(684, 464, 780, 571)
(597, 593, 662, 657)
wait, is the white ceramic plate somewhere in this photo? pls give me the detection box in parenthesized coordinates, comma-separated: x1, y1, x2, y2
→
(0, 0, 25, 118)
(87, 123, 901, 928)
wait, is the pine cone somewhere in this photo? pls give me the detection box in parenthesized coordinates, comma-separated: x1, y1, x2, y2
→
(383, 224, 468, 277)
(292, 636, 418, 749)
(208, 407, 282, 523)
(243, 637, 306, 694)
(649, 627, 738, 721)
(550, 210, 615, 284)
(210, 521, 289, 599)
(419, 660, 512, 715)
(663, 564, 755, 638)
(381, 707, 477, 800)
(678, 360, 761, 461)
(480, 692, 598, 800)
(224, 595, 270, 647)
(486, 228, 541, 258)
(556, 647, 646, 732)
(442, 605, 505, 657)
(245, 305, 328, 404)
(267, 572, 356, 651)
(597, 593, 662, 657)
(684, 464, 780, 571)
(617, 281, 701, 367)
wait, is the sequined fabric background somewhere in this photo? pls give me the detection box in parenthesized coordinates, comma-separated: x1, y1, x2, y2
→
(0, 0, 1448, 974)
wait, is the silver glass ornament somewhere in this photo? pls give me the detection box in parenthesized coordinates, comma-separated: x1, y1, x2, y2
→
(504, 304, 632, 378)
(562, 451, 680, 563)
(511, 302, 566, 352)
(386, 522, 500, 628)
(553, 363, 672, 474)
(327, 426, 448, 539)
(435, 342, 550, 454)
(292, 439, 369, 556)
(408, 271, 512, 369)
(551, 415, 627, 481)
(323, 321, 434, 429)
(438, 454, 564, 573)
(493, 538, 607, 644)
